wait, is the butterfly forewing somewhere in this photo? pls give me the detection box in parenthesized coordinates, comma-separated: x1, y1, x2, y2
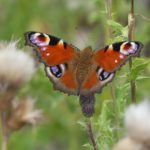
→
(24, 31, 79, 65)
(94, 41, 143, 72)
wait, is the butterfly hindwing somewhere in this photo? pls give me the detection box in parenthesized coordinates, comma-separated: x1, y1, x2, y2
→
(94, 41, 143, 72)
(24, 31, 79, 95)
(80, 65, 115, 94)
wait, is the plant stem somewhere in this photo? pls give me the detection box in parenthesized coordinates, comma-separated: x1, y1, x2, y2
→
(128, 0, 135, 41)
(86, 118, 98, 150)
(105, 0, 116, 101)
(106, 0, 118, 116)
(0, 112, 9, 150)
(105, 0, 120, 140)
(105, 0, 113, 38)
(128, 0, 136, 103)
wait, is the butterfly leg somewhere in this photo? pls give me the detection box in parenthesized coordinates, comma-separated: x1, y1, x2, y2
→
(79, 94, 95, 117)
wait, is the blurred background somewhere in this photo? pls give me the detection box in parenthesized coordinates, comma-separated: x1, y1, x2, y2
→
(0, 0, 150, 150)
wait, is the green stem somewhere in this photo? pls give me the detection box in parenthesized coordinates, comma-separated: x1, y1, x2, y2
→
(105, 0, 117, 107)
(106, 0, 120, 139)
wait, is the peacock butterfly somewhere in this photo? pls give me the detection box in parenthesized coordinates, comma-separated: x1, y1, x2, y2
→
(24, 31, 143, 117)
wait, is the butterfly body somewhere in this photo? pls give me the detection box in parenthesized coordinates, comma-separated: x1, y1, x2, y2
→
(24, 31, 143, 117)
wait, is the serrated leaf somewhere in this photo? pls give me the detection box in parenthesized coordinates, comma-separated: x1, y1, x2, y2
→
(136, 76, 150, 80)
(116, 83, 129, 113)
(121, 26, 128, 37)
(107, 20, 124, 31)
(99, 100, 111, 124)
(128, 58, 150, 80)
(77, 120, 87, 128)
(83, 143, 93, 149)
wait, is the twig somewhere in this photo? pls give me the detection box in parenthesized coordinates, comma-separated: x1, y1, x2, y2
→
(128, 0, 136, 103)
(0, 112, 9, 150)
(86, 118, 98, 150)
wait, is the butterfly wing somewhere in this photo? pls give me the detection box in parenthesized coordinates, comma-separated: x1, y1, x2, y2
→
(94, 41, 143, 72)
(80, 41, 143, 95)
(24, 31, 79, 95)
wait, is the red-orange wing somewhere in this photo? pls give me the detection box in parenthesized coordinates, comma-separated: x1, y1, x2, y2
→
(80, 41, 143, 95)
(24, 31, 78, 65)
(24, 31, 79, 95)
(94, 41, 143, 72)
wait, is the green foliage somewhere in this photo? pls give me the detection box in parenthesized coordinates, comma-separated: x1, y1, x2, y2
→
(107, 20, 128, 42)
(128, 58, 150, 81)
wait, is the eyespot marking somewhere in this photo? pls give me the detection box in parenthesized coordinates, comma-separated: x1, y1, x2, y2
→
(29, 33, 50, 46)
(97, 67, 112, 81)
(45, 64, 66, 79)
(120, 42, 139, 55)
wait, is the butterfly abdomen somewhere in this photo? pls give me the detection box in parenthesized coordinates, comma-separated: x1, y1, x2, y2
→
(79, 94, 95, 117)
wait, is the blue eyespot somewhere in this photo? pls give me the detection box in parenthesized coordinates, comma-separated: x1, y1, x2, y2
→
(50, 65, 62, 78)
(97, 67, 111, 81)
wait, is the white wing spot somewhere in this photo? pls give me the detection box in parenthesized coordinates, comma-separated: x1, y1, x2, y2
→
(34, 33, 41, 38)
(115, 59, 118, 63)
(41, 47, 47, 51)
(58, 40, 64, 45)
(120, 42, 129, 55)
(129, 42, 138, 54)
(119, 54, 125, 59)
(46, 53, 50, 56)
(44, 34, 50, 43)
(109, 44, 113, 49)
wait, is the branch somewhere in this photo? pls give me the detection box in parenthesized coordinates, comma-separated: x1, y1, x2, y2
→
(128, 0, 136, 103)
(86, 119, 98, 150)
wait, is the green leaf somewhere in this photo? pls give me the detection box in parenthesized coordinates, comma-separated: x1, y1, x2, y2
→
(136, 76, 150, 81)
(107, 20, 128, 41)
(82, 143, 93, 149)
(107, 20, 124, 31)
(77, 120, 87, 128)
(128, 58, 150, 80)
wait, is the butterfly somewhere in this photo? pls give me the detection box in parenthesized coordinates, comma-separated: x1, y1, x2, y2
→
(24, 31, 143, 117)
